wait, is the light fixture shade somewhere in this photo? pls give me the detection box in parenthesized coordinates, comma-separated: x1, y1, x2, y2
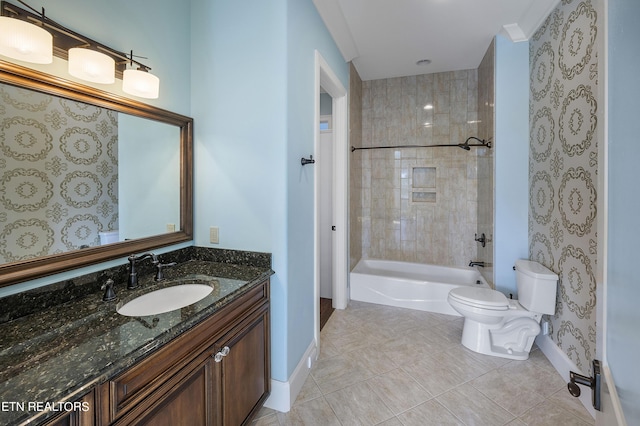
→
(123, 68, 159, 99)
(68, 47, 114, 84)
(0, 16, 52, 64)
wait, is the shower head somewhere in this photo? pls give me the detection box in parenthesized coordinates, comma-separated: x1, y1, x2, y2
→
(458, 136, 490, 151)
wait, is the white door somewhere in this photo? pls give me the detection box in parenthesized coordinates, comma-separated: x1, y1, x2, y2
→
(318, 128, 333, 299)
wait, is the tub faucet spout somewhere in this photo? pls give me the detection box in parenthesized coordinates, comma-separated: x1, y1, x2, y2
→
(469, 261, 485, 267)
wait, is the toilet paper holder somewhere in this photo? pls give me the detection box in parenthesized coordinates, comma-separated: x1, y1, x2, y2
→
(567, 359, 601, 411)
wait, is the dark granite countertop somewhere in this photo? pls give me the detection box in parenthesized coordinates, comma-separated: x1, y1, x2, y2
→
(0, 256, 273, 426)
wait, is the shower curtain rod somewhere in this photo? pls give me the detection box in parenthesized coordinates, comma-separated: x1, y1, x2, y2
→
(351, 136, 491, 152)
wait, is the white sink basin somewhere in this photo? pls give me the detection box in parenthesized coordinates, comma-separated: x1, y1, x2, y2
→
(117, 284, 213, 317)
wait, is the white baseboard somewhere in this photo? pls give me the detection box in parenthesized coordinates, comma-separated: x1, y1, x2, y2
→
(535, 334, 596, 419)
(263, 340, 317, 413)
(601, 364, 628, 426)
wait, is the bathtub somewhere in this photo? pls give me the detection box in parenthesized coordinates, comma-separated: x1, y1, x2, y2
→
(350, 259, 490, 316)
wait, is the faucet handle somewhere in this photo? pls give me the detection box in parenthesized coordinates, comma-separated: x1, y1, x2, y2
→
(101, 278, 117, 301)
(155, 262, 177, 281)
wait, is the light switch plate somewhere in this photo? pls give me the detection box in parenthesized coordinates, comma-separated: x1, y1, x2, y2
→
(209, 226, 219, 244)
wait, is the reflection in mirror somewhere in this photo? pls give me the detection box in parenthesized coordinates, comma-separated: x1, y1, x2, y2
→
(0, 82, 181, 263)
(119, 116, 180, 241)
(0, 60, 192, 288)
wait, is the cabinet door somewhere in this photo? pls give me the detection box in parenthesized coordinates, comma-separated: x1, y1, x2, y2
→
(215, 305, 270, 426)
(43, 390, 95, 426)
(115, 358, 214, 426)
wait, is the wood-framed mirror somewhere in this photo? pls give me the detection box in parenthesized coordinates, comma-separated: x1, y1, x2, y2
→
(0, 59, 193, 287)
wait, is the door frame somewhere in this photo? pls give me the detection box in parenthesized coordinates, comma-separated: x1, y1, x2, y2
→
(313, 50, 348, 351)
(596, 0, 628, 424)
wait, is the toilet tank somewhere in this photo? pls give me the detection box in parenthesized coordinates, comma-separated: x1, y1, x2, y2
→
(515, 259, 558, 315)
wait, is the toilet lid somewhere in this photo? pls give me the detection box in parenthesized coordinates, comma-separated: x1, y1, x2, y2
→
(449, 287, 509, 310)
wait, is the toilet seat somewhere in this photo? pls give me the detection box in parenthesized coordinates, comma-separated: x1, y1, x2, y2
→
(448, 287, 509, 311)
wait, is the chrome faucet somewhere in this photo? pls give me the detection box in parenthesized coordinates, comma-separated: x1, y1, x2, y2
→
(127, 253, 157, 289)
(469, 261, 485, 267)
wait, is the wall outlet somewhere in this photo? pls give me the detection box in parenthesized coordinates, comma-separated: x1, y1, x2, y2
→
(166, 223, 176, 232)
(209, 226, 219, 244)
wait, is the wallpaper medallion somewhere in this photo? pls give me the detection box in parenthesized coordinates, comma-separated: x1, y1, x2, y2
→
(529, 0, 598, 374)
(0, 84, 118, 263)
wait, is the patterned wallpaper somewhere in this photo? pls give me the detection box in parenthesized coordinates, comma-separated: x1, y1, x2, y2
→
(529, 0, 598, 374)
(0, 84, 118, 263)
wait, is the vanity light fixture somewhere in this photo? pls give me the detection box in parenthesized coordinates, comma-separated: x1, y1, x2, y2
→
(68, 47, 115, 84)
(0, 12, 52, 63)
(1, 0, 160, 98)
(122, 51, 159, 99)
(123, 68, 159, 99)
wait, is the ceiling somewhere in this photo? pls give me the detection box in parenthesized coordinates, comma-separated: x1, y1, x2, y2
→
(313, 0, 560, 81)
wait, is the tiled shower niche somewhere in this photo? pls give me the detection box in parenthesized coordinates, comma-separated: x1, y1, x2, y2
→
(411, 167, 436, 203)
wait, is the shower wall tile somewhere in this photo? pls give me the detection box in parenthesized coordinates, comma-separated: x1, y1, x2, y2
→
(477, 39, 496, 285)
(434, 93, 450, 114)
(467, 69, 479, 112)
(349, 63, 363, 269)
(357, 70, 480, 266)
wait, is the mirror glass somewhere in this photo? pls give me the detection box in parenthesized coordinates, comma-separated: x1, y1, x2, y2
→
(0, 60, 193, 287)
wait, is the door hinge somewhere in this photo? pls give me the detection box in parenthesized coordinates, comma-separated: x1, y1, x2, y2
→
(568, 359, 601, 411)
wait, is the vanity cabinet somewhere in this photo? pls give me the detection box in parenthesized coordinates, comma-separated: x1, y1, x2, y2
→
(214, 305, 269, 426)
(97, 279, 270, 426)
(42, 390, 96, 426)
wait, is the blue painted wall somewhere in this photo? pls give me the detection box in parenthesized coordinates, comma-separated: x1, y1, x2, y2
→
(190, 0, 290, 380)
(320, 93, 333, 115)
(190, 0, 347, 381)
(494, 35, 529, 295)
(607, 0, 640, 422)
(119, 117, 181, 240)
(285, 0, 348, 374)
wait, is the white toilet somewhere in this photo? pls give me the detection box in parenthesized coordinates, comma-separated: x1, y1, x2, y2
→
(99, 230, 120, 245)
(447, 259, 558, 360)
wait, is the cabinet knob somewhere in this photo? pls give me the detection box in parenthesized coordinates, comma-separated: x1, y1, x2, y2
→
(213, 346, 231, 362)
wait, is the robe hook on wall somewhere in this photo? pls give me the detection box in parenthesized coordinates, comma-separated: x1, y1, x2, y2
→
(301, 155, 315, 166)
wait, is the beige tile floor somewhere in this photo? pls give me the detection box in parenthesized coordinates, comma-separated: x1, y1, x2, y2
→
(253, 301, 595, 425)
